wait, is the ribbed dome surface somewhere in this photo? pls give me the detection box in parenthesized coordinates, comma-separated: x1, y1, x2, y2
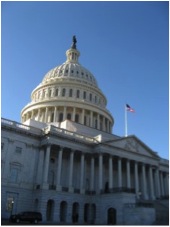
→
(42, 62, 98, 87)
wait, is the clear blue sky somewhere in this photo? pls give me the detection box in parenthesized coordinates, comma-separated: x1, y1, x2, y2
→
(1, 1, 169, 159)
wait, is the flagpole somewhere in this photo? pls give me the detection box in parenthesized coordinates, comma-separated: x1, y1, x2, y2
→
(125, 104, 128, 137)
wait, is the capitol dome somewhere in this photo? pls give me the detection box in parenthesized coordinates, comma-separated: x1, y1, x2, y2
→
(21, 37, 114, 133)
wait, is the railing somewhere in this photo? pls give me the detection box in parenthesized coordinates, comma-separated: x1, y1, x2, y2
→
(1, 118, 41, 135)
(102, 187, 135, 194)
(124, 202, 154, 208)
(44, 125, 98, 144)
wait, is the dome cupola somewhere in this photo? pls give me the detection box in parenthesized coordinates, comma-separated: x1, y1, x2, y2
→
(21, 37, 114, 133)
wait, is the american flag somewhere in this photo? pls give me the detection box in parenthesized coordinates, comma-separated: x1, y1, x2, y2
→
(126, 104, 135, 112)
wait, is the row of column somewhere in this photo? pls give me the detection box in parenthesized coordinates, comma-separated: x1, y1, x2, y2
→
(22, 106, 112, 132)
(38, 145, 169, 200)
(33, 86, 104, 107)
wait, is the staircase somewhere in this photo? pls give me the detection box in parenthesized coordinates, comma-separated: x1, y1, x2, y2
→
(153, 200, 169, 225)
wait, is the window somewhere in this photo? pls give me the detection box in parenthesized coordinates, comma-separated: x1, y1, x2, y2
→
(69, 89, 73, 97)
(42, 90, 45, 98)
(83, 91, 86, 99)
(55, 89, 59, 96)
(76, 90, 80, 98)
(95, 96, 97, 103)
(9, 162, 21, 183)
(90, 93, 92, 101)
(15, 147, 22, 154)
(62, 88, 66, 97)
(59, 113, 63, 122)
(67, 113, 71, 120)
(49, 90, 52, 97)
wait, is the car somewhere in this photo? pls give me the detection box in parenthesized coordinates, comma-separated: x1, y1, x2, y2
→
(10, 211, 42, 224)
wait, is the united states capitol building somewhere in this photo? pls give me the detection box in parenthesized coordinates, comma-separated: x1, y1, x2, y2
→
(1, 37, 169, 225)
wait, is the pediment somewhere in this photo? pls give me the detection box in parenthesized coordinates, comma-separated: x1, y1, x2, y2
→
(104, 135, 159, 158)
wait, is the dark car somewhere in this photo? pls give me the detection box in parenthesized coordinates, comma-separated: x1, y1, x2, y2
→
(10, 211, 42, 223)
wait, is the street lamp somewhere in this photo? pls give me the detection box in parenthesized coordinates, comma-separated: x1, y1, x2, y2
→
(11, 200, 14, 216)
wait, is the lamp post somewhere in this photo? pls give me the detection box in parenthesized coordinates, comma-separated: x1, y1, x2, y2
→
(11, 200, 14, 216)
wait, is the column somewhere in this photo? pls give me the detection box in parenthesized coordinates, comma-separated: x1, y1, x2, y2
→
(90, 157, 95, 191)
(80, 153, 85, 194)
(26, 112, 29, 121)
(164, 173, 169, 196)
(56, 147, 63, 191)
(142, 163, 147, 199)
(99, 153, 103, 192)
(45, 107, 48, 122)
(37, 108, 41, 121)
(31, 110, 34, 119)
(102, 116, 105, 131)
(134, 161, 139, 199)
(160, 171, 165, 197)
(97, 114, 100, 130)
(81, 109, 85, 124)
(126, 159, 131, 189)
(118, 157, 122, 188)
(2, 139, 14, 183)
(53, 107, 57, 122)
(155, 168, 161, 199)
(107, 119, 109, 133)
(149, 166, 154, 200)
(90, 111, 93, 127)
(63, 106, 67, 121)
(69, 150, 74, 192)
(42, 144, 51, 189)
(36, 147, 44, 186)
(109, 156, 113, 190)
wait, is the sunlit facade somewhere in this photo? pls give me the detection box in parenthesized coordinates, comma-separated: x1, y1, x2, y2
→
(1, 38, 169, 224)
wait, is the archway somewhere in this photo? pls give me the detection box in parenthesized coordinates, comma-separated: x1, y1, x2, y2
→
(72, 202, 79, 223)
(107, 208, 116, 225)
(60, 201, 67, 223)
(46, 200, 54, 221)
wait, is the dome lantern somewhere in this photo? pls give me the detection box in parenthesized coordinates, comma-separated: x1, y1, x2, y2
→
(66, 36, 80, 63)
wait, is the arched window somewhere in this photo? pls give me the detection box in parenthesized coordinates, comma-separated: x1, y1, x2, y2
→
(60, 201, 67, 222)
(62, 88, 66, 97)
(49, 90, 52, 97)
(72, 202, 79, 223)
(55, 89, 59, 96)
(69, 89, 73, 97)
(76, 90, 80, 98)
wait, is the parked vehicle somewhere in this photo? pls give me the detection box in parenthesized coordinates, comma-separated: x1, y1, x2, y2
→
(10, 211, 42, 223)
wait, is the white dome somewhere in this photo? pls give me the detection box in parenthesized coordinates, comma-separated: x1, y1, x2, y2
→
(21, 37, 114, 133)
